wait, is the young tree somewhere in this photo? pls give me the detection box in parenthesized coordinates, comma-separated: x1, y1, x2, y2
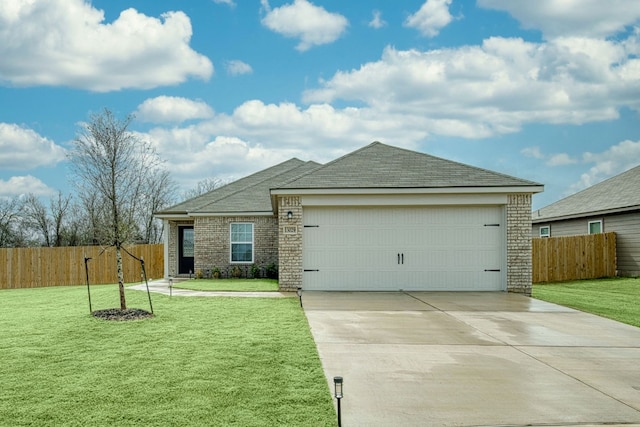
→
(68, 108, 167, 310)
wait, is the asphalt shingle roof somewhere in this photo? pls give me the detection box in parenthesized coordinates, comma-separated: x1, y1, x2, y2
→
(157, 142, 542, 217)
(276, 142, 541, 189)
(533, 163, 640, 221)
(156, 158, 319, 215)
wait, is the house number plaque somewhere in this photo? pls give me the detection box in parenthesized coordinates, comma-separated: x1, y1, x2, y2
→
(283, 226, 297, 234)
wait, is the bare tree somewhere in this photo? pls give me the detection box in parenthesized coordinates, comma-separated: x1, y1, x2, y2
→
(182, 177, 225, 200)
(68, 109, 166, 310)
(138, 168, 176, 244)
(0, 196, 24, 247)
(50, 192, 72, 247)
(22, 194, 52, 246)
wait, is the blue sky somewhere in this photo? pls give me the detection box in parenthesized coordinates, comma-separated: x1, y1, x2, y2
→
(1, 0, 639, 211)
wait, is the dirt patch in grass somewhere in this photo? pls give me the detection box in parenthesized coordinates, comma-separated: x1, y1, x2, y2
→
(92, 308, 153, 321)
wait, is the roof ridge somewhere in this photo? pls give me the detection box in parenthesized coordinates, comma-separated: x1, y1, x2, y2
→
(270, 159, 324, 188)
(276, 141, 541, 189)
(381, 142, 542, 186)
(544, 163, 640, 208)
(534, 162, 640, 220)
(192, 159, 313, 212)
(157, 158, 305, 214)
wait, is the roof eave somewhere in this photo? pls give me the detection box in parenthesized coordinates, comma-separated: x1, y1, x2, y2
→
(271, 185, 543, 196)
(270, 185, 543, 213)
(153, 212, 189, 220)
(189, 211, 275, 217)
(532, 204, 640, 223)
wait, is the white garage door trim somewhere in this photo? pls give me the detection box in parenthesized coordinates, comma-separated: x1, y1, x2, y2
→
(303, 206, 505, 291)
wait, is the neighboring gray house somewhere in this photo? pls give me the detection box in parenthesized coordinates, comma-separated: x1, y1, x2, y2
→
(532, 164, 640, 277)
(156, 142, 543, 294)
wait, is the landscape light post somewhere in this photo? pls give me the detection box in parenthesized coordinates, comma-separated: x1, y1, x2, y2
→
(297, 287, 303, 308)
(334, 376, 343, 427)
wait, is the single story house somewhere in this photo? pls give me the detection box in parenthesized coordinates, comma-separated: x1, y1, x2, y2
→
(155, 142, 543, 294)
(532, 164, 640, 277)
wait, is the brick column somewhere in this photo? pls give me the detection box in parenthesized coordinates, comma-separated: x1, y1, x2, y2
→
(507, 193, 533, 295)
(278, 196, 302, 291)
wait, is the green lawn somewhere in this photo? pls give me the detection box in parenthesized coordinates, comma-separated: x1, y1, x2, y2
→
(533, 277, 640, 328)
(172, 279, 279, 292)
(0, 285, 335, 426)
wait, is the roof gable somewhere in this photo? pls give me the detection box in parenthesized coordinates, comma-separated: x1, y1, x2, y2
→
(533, 163, 640, 221)
(275, 142, 541, 190)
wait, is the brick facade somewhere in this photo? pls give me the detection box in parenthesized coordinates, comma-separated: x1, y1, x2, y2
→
(192, 215, 278, 278)
(506, 193, 533, 295)
(277, 196, 302, 291)
(167, 216, 278, 279)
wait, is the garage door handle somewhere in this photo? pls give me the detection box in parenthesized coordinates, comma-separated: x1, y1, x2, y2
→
(401, 253, 404, 264)
(484, 269, 501, 272)
(397, 253, 404, 264)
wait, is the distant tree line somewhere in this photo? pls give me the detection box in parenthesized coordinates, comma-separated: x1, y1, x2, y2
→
(0, 109, 225, 250)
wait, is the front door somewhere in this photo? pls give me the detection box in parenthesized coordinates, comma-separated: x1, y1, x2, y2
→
(178, 226, 194, 275)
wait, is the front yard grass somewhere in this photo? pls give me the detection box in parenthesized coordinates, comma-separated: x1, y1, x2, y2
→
(172, 278, 279, 292)
(533, 277, 640, 328)
(0, 285, 335, 426)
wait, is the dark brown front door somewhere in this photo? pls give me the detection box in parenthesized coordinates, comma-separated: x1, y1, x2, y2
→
(178, 226, 194, 275)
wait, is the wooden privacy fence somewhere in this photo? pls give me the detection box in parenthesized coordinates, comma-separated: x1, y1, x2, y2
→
(532, 232, 616, 283)
(0, 244, 164, 289)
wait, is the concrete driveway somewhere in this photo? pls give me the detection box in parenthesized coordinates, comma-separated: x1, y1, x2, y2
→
(303, 291, 640, 427)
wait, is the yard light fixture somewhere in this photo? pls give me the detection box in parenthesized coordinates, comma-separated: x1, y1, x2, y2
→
(169, 277, 173, 298)
(334, 376, 343, 427)
(297, 287, 303, 308)
(287, 210, 293, 220)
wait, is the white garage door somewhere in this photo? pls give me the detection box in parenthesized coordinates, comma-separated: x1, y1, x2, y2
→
(303, 206, 505, 291)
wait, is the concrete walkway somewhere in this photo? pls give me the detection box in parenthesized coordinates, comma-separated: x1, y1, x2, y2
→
(129, 278, 292, 298)
(303, 291, 640, 427)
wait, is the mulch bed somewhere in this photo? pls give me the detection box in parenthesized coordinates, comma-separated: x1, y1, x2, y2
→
(92, 308, 153, 321)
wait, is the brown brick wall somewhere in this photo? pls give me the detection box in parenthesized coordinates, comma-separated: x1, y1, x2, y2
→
(507, 193, 533, 295)
(278, 197, 302, 291)
(193, 215, 278, 278)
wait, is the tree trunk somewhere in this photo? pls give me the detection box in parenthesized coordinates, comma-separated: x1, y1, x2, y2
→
(116, 244, 127, 310)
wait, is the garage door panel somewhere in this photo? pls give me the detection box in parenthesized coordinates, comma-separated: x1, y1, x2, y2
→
(303, 206, 505, 291)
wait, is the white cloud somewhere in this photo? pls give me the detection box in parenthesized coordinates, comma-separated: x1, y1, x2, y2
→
(212, 0, 235, 7)
(547, 153, 577, 166)
(225, 60, 253, 76)
(570, 140, 640, 192)
(136, 98, 430, 188)
(404, 0, 453, 37)
(136, 96, 214, 124)
(521, 146, 544, 159)
(522, 146, 577, 166)
(261, 0, 348, 51)
(0, 176, 55, 198)
(0, 0, 213, 91)
(303, 32, 640, 138)
(0, 123, 67, 169)
(369, 10, 387, 29)
(478, 0, 640, 38)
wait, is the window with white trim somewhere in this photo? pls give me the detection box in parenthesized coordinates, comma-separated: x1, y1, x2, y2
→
(539, 226, 550, 238)
(230, 223, 253, 263)
(588, 220, 602, 234)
